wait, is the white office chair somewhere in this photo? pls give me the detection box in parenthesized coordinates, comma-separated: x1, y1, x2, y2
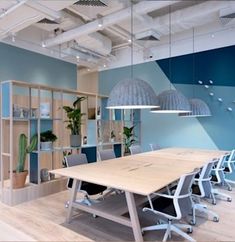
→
(211, 155, 232, 202)
(129, 145, 142, 155)
(142, 171, 198, 242)
(224, 149, 235, 185)
(97, 149, 116, 161)
(64, 153, 107, 207)
(191, 161, 219, 225)
(149, 143, 161, 151)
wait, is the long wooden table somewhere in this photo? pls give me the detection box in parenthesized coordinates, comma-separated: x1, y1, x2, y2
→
(51, 148, 227, 242)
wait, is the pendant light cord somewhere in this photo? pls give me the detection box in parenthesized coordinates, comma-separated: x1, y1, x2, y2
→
(169, 5, 172, 89)
(131, 1, 133, 79)
(193, 28, 195, 98)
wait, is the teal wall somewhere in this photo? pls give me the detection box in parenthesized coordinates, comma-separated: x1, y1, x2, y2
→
(99, 45, 235, 152)
(0, 43, 77, 89)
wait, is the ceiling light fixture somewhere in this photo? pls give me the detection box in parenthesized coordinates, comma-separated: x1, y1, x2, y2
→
(151, 5, 191, 114)
(107, 2, 158, 110)
(180, 28, 211, 118)
(41, 41, 46, 48)
(98, 18, 103, 28)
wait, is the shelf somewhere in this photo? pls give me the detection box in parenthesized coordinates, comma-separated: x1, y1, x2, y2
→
(97, 142, 122, 146)
(1, 117, 62, 121)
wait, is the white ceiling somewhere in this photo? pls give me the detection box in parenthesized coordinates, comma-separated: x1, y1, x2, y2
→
(0, 0, 235, 73)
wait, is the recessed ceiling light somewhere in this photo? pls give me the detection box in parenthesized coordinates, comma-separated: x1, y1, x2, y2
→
(211, 34, 215, 38)
(198, 80, 203, 84)
(103, 64, 106, 68)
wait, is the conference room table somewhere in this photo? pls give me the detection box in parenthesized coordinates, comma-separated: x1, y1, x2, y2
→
(51, 147, 227, 242)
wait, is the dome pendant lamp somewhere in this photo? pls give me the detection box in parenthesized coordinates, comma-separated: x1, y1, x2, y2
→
(106, 3, 158, 110)
(179, 28, 211, 117)
(151, 6, 191, 114)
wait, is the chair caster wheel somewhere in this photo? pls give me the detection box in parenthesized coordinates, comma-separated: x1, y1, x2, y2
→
(227, 198, 232, 202)
(213, 217, 219, 222)
(212, 201, 216, 205)
(141, 231, 145, 235)
(190, 220, 196, 226)
(187, 228, 193, 234)
(93, 214, 97, 218)
(228, 187, 232, 191)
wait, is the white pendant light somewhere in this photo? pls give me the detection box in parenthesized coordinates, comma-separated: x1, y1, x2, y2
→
(151, 90, 191, 113)
(151, 5, 191, 114)
(179, 98, 211, 117)
(106, 3, 158, 110)
(180, 28, 211, 117)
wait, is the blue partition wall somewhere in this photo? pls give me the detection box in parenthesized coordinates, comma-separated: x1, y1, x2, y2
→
(99, 45, 235, 152)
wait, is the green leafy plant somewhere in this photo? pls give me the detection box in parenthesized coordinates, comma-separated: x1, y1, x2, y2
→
(123, 126, 135, 154)
(40, 130, 57, 142)
(16, 134, 37, 173)
(111, 130, 116, 139)
(63, 97, 86, 135)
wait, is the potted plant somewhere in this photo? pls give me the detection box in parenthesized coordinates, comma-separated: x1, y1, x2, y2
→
(13, 134, 37, 189)
(40, 130, 57, 150)
(110, 130, 116, 142)
(63, 96, 86, 147)
(123, 126, 135, 155)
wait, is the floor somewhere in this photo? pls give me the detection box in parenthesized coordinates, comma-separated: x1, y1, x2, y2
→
(0, 186, 235, 241)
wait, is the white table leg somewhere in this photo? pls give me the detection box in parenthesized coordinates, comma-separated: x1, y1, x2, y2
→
(66, 179, 79, 223)
(125, 191, 143, 242)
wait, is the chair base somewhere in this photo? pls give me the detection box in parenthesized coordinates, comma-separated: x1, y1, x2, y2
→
(191, 203, 219, 225)
(212, 188, 232, 202)
(142, 220, 195, 242)
(65, 197, 100, 208)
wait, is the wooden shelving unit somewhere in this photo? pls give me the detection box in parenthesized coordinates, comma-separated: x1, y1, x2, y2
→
(0, 80, 126, 206)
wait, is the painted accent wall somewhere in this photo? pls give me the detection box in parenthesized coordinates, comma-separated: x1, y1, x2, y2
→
(99, 45, 235, 151)
(0, 43, 77, 89)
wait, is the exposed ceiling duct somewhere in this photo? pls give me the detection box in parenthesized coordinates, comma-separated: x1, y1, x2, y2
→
(43, 1, 181, 47)
(135, 29, 160, 41)
(73, 0, 108, 7)
(220, 7, 235, 25)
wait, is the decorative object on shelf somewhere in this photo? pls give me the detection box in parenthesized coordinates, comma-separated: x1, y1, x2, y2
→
(151, 6, 191, 114)
(179, 28, 211, 117)
(106, 2, 158, 110)
(40, 168, 49, 182)
(40, 130, 57, 150)
(13, 134, 37, 189)
(110, 130, 115, 142)
(31, 108, 37, 118)
(123, 126, 135, 155)
(63, 96, 86, 147)
(83, 136, 87, 145)
(40, 102, 50, 118)
(50, 173, 55, 180)
(13, 105, 29, 118)
(179, 99, 211, 117)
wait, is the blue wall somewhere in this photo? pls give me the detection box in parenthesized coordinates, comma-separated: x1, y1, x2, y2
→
(99, 45, 235, 151)
(0, 43, 77, 89)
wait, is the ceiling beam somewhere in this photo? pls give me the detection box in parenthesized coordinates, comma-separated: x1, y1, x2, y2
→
(0, 0, 28, 19)
(43, 1, 180, 47)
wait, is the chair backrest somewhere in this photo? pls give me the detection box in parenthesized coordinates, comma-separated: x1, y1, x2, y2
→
(174, 170, 198, 218)
(64, 153, 88, 167)
(196, 160, 215, 197)
(149, 143, 161, 151)
(97, 149, 116, 161)
(226, 150, 235, 173)
(129, 145, 142, 155)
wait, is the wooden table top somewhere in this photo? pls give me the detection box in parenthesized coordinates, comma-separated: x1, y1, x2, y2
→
(51, 148, 227, 196)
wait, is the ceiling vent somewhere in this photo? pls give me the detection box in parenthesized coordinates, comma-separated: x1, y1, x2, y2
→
(135, 29, 161, 41)
(74, 0, 108, 7)
(220, 7, 235, 25)
(38, 18, 59, 24)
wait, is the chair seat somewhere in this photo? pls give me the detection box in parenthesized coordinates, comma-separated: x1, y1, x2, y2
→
(146, 196, 177, 217)
(211, 174, 218, 182)
(192, 184, 201, 195)
(81, 182, 107, 195)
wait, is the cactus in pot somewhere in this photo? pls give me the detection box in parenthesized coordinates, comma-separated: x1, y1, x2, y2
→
(13, 134, 37, 189)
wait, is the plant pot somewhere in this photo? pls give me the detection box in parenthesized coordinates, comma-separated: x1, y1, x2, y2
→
(12, 170, 28, 189)
(40, 141, 53, 150)
(70, 134, 81, 147)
